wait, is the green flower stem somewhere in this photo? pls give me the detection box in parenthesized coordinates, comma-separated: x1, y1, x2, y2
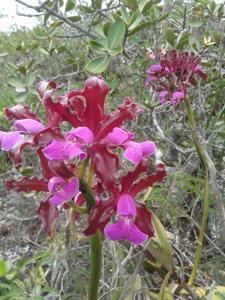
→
(69, 201, 88, 214)
(185, 97, 209, 286)
(88, 229, 102, 300)
(78, 168, 102, 300)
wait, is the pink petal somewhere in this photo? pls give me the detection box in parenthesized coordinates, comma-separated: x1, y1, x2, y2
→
(117, 194, 136, 217)
(48, 176, 65, 193)
(126, 222, 148, 244)
(50, 177, 79, 206)
(0, 131, 23, 151)
(159, 90, 168, 104)
(140, 141, 156, 157)
(14, 119, 46, 134)
(42, 140, 87, 161)
(104, 219, 147, 244)
(105, 127, 134, 145)
(123, 141, 143, 165)
(66, 126, 94, 145)
(146, 64, 162, 74)
(104, 219, 127, 241)
(171, 90, 184, 106)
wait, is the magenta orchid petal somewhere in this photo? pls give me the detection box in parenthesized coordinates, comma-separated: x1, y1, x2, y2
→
(105, 127, 134, 145)
(48, 176, 65, 193)
(117, 194, 136, 217)
(123, 141, 143, 165)
(146, 64, 162, 74)
(49, 177, 79, 206)
(140, 141, 156, 157)
(42, 140, 86, 161)
(66, 126, 94, 145)
(14, 119, 46, 134)
(0, 131, 23, 151)
(159, 90, 168, 104)
(104, 219, 127, 241)
(104, 219, 148, 244)
(171, 90, 185, 107)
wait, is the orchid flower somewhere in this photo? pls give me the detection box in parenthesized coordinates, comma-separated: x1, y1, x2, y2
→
(0, 119, 45, 151)
(105, 127, 156, 165)
(48, 176, 79, 206)
(104, 194, 148, 244)
(145, 50, 207, 106)
(42, 126, 93, 161)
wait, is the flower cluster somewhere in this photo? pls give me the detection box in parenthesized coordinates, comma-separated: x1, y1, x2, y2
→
(145, 50, 207, 106)
(1, 76, 166, 244)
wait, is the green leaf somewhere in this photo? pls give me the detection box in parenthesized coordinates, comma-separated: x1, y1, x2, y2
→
(65, 0, 76, 12)
(68, 15, 81, 22)
(121, 7, 130, 25)
(128, 10, 142, 30)
(107, 19, 126, 49)
(0, 260, 11, 277)
(92, 0, 102, 9)
(121, 0, 138, 9)
(79, 5, 94, 13)
(86, 56, 109, 73)
(176, 32, 190, 50)
(146, 211, 173, 272)
(8, 77, 26, 88)
(165, 29, 176, 46)
(103, 22, 111, 37)
(0, 52, 8, 57)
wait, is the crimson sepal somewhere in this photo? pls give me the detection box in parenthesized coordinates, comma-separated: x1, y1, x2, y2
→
(36, 80, 57, 99)
(130, 163, 167, 197)
(8, 137, 34, 168)
(48, 160, 75, 179)
(121, 160, 148, 193)
(5, 177, 48, 192)
(43, 98, 81, 128)
(94, 98, 142, 142)
(3, 104, 41, 121)
(36, 80, 62, 127)
(37, 197, 59, 238)
(37, 147, 55, 179)
(89, 143, 119, 191)
(68, 76, 109, 132)
(135, 204, 154, 237)
(83, 197, 116, 236)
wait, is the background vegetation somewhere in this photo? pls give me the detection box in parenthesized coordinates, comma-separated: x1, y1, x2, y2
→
(0, 0, 225, 299)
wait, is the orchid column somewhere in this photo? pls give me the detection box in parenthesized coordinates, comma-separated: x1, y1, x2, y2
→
(1, 76, 166, 299)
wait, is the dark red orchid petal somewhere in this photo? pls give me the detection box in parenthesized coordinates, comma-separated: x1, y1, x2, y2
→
(37, 147, 55, 179)
(67, 77, 109, 132)
(5, 177, 48, 192)
(33, 127, 62, 146)
(89, 143, 119, 191)
(8, 137, 34, 168)
(94, 98, 142, 142)
(121, 160, 148, 193)
(37, 196, 59, 238)
(83, 197, 116, 236)
(44, 97, 81, 128)
(82, 76, 109, 132)
(36, 80, 57, 99)
(36, 80, 62, 127)
(3, 104, 40, 121)
(48, 160, 75, 179)
(135, 204, 154, 237)
(130, 163, 167, 197)
(68, 96, 85, 123)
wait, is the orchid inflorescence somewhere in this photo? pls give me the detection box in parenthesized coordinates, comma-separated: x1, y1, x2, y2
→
(145, 50, 207, 106)
(0, 76, 166, 244)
